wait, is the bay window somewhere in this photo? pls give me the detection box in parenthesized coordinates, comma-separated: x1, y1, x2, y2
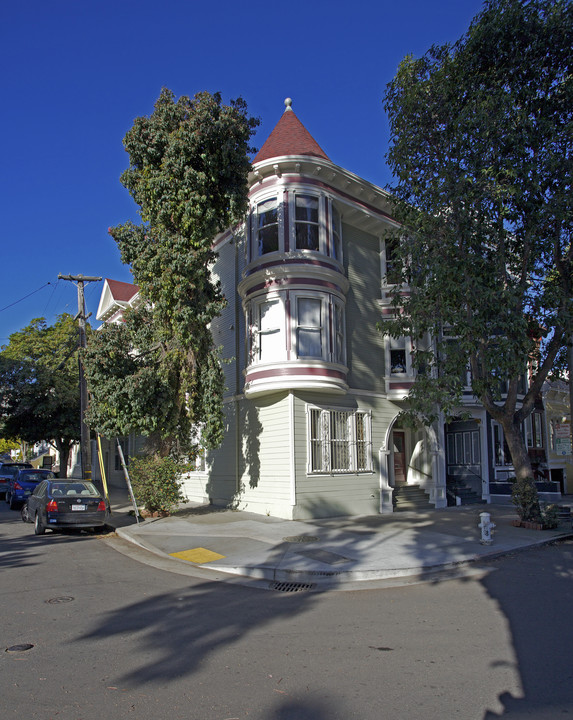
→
(295, 195, 320, 251)
(331, 203, 342, 261)
(333, 301, 346, 365)
(253, 196, 279, 256)
(296, 297, 323, 358)
(253, 299, 284, 363)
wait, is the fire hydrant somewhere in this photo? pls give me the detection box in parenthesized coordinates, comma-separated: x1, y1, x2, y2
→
(478, 512, 496, 545)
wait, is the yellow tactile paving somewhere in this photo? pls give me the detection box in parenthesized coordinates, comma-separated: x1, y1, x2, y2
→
(169, 547, 226, 564)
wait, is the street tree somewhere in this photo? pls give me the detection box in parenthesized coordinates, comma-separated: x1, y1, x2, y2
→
(83, 88, 259, 458)
(0, 315, 81, 476)
(381, 0, 572, 482)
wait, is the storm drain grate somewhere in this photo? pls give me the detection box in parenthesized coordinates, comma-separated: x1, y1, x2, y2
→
(45, 596, 74, 604)
(269, 581, 316, 593)
(283, 535, 319, 543)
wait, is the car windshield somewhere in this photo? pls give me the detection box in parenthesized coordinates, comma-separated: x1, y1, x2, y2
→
(20, 471, 55, 483)
(2, 466, 23, 478)
(51, 482, 100, 498)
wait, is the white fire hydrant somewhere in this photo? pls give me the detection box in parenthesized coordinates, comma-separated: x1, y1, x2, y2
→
(478, 512, 496, 545)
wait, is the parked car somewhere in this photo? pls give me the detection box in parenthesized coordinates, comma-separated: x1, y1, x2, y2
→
(6, 468, 56, 509)
(21, 479, 109, 534)
(0, 462, 33, 501)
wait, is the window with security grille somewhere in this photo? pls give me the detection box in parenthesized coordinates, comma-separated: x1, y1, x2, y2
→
(308, 408, 372, 474)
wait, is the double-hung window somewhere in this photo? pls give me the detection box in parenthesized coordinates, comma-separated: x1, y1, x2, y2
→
(308, 407, 372, 474)
(295, 195, 320, 251)
(296, 297, 323, 358)
(332, 301, 346, 365)
(331, 204, 342, 262)
(253, 299, 284, 363)
(389, 337, 410, 375)
(254, 197, 279, 256)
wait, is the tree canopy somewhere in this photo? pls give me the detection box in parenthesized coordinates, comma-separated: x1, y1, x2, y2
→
(381, 0, 572, 480)
(83, 89, 259, 457)
(0, 314, 81, 476)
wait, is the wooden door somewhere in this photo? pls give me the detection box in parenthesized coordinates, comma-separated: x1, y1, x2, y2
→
(393, 431, 406, 484)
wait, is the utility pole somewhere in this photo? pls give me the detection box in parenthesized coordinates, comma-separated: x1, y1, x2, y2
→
(58, 274, 102, 481)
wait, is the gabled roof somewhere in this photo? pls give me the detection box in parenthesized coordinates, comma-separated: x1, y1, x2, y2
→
(253, 98, 329, 164)
(96, 278, 140, 322)
(106, 278, 139, 303)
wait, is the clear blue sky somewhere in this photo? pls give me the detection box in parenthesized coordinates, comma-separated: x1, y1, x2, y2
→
(1, 0, 485, 343)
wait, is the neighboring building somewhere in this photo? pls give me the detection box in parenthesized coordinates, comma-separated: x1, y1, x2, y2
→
(542, 379, 572, 495)
(95, 100, 563, 519)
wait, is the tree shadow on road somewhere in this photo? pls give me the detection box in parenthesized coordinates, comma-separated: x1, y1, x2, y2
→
(479, 538, 573, 718)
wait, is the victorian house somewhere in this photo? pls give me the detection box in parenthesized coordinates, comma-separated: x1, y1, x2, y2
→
(95, 100, 563, 518)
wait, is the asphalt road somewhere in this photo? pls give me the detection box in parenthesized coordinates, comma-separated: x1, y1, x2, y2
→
(1, 499, 572, 720)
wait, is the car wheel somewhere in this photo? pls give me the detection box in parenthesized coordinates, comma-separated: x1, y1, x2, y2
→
(9, 494, 20, 510)
(21, 504, 30, 523)
(34, 512, 46, 535)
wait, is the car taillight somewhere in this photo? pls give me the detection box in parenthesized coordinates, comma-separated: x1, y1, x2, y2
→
(13, 481, 22, 490)
(46, 500, 58, 512)
(97, 501, 106, 512)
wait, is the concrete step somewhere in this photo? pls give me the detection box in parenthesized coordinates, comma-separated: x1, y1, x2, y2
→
(393, 483, 430, 511)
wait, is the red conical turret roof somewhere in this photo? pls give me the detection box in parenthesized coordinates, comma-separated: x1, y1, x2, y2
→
(253, 98, 329, 164)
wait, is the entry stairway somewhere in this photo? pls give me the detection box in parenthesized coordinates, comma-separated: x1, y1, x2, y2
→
(447, 483, 487, 507)
(392, 482, 431, 511)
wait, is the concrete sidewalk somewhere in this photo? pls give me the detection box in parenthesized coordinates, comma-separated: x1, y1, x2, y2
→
(105, 500, 573, 589)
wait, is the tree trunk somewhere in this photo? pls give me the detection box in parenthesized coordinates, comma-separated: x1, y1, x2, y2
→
(55, 439, 71, 478)
(500, 419, 534, 481)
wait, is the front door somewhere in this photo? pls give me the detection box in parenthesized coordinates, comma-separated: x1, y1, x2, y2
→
(393, 431, 406, 484)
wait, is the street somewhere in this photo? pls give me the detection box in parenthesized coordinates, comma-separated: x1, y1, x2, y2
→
(1, 499, 572, 719)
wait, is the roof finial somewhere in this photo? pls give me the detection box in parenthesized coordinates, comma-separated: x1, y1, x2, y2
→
(284, 97, 293, 112)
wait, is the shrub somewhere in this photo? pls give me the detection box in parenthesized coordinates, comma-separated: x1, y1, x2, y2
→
(128, 454, 188, 514)
(541, 503, 559, 530)
(510, 476, 541, 522)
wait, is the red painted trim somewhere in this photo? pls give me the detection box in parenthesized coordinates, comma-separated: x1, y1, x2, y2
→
(246, 256, 339, 275)
(246, 366, 347, 382)
(244, 276, 344, 297)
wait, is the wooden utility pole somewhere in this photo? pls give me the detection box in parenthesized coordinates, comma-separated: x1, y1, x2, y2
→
(58, 274, 102, 481)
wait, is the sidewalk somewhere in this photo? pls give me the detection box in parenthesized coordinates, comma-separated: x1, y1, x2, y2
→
(105, 500, 573, 589)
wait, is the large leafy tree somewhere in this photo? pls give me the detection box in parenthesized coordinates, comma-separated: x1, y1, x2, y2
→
(381, 0, 572, 481)
(83, 89, 258, 456)
(0, 315, 81, 477)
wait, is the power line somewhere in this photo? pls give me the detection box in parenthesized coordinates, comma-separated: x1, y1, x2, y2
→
(0, 282, 52, 313)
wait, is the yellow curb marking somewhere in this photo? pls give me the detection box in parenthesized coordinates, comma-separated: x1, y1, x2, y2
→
(169, 547, 226, 564)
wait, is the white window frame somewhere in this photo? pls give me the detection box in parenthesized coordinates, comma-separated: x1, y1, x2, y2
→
(526, 412, 544, 449)
(492, 422, 511, 467)
(250, 193, 283, 260)
(291, 192, 324, 253)
(330, 201, 343, 263)
(332, 298, 346, 365)
(388, 336, 412, 376)
(249, 296, 286, 365)
(307, 406, 373, 474)
(293, 293, 327, 360)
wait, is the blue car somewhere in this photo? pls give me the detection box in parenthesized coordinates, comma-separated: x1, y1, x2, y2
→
(6, 468, 56, 509)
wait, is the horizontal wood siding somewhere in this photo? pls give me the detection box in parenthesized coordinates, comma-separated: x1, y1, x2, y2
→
(211, 239, 238, 397)
(202, 400, 238, 505)
(291, 391, 400, 519)
(343, 224, 386, 392)
(234, 392, 293, 517)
